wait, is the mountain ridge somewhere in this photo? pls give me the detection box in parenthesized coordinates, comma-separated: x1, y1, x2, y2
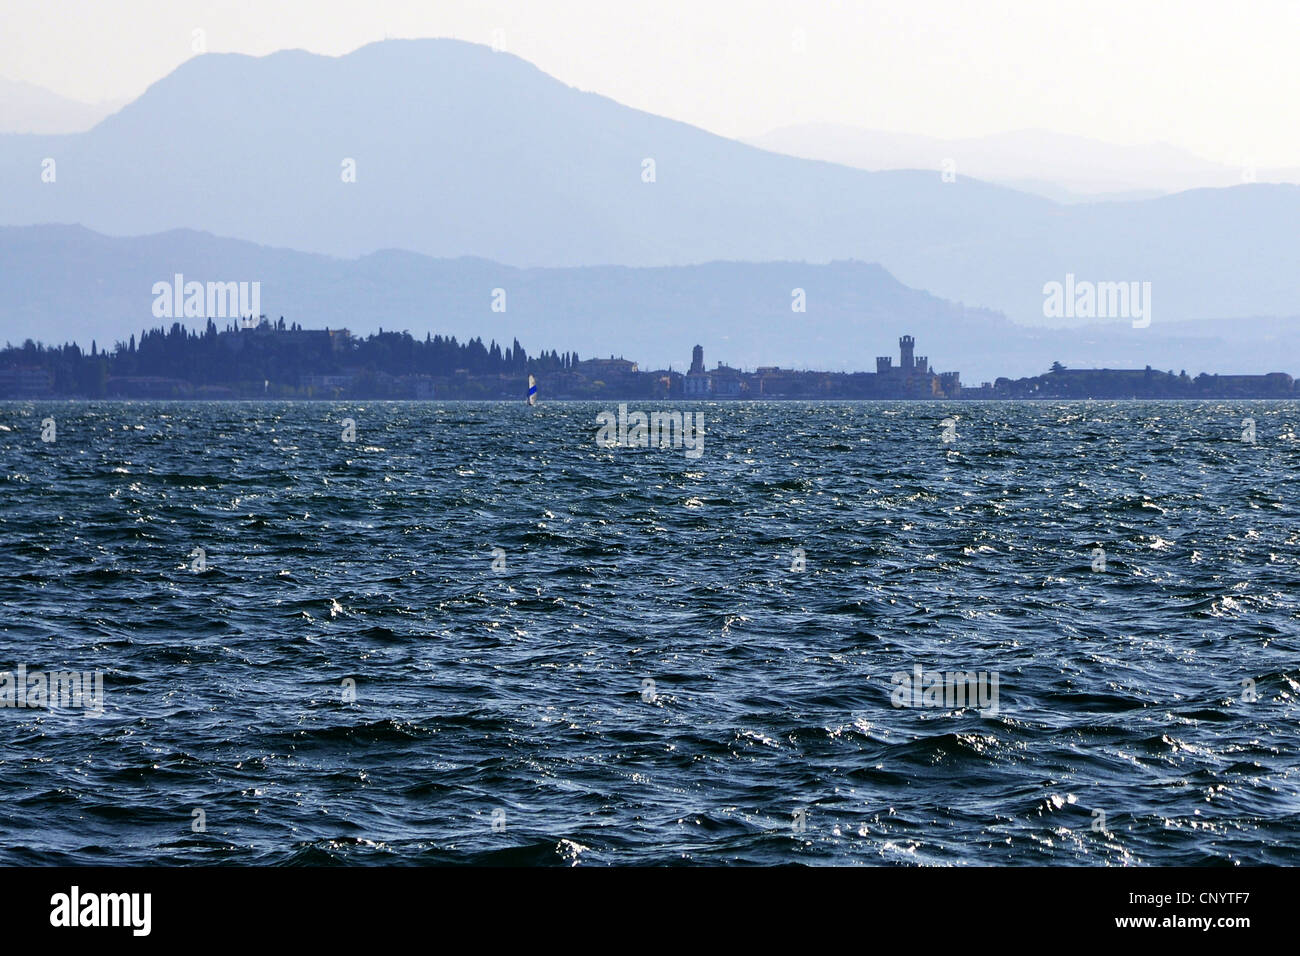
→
(745, 123, 1300, 201)
(2, 223, 1296, 382)
(1, 38, 1299, 330)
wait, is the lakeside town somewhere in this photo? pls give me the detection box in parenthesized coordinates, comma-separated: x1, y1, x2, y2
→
(1, 318, 1296, 400)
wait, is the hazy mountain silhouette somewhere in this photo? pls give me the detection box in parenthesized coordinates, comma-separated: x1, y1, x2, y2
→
(747, 124, 1300, 201)
(0, 76, 124, 134)
(3, 225, 1294, 382)
(2, 39, 1300, 328)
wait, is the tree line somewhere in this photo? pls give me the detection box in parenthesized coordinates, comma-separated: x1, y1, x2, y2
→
(1, 319, 580, 396)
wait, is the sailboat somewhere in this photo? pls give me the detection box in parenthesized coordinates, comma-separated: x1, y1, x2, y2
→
(527, 374, 538, 406)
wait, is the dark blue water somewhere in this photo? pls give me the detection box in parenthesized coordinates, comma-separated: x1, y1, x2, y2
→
(2, 400, 1298, 865)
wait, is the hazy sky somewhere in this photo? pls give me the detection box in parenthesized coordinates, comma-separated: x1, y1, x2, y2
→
(5, 0, 1299, 165)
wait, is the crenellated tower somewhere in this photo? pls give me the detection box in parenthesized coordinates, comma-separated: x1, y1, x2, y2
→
(899, 335, 915, 372)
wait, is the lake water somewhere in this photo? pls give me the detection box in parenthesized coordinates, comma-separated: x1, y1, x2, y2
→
(1, 400, 1297, 864)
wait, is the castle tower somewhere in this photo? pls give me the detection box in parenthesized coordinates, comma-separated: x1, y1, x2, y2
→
(690, 344, 704, 375)
(876, 356, 893, 375)
(899, 335, 915, 372)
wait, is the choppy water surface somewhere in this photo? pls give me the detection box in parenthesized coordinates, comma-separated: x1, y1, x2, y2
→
(1, 400, 1298, 865)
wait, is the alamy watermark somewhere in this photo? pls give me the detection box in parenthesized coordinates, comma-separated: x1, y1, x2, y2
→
(1, 665, 104, 713)
(1042, 274, 1151, 328)
(152, 273, 261, 320)
(50, 886, 150, 936)
(890, 664, 999, 715)
(595, 404, 704, 459)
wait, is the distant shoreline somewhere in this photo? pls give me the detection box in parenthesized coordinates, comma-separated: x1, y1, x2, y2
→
(3, 322, 1296, 401)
